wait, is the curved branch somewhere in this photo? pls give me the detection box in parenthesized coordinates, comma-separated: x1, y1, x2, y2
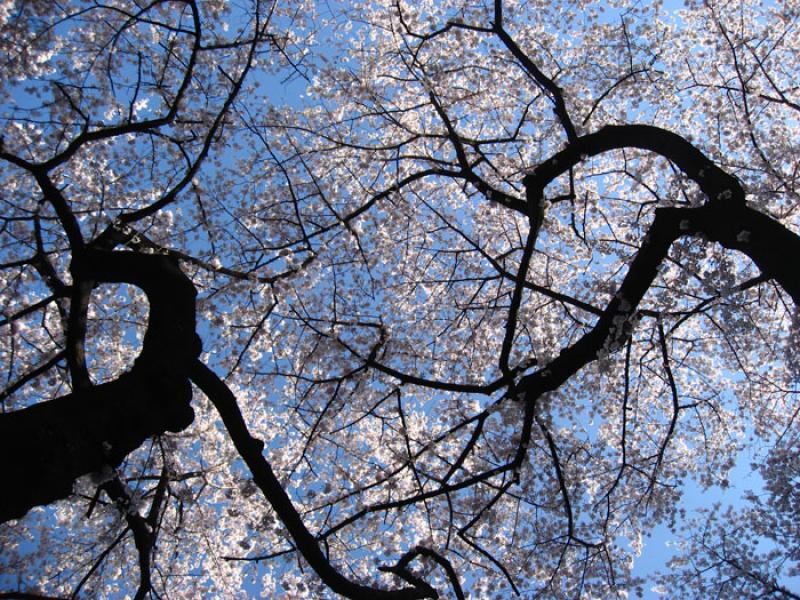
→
(0, 251, 199, 523)
(524, 124, 800, 303)
(382, 547, 466, 600)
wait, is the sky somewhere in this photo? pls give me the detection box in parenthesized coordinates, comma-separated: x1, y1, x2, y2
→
(249, 4, 782, 596)
(2, 1, 798, 597)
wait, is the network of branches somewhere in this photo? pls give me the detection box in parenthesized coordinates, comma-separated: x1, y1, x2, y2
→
(1, 0, 799, 598)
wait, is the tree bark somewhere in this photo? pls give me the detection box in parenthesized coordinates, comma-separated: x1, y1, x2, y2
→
(0, 251, 199, 523)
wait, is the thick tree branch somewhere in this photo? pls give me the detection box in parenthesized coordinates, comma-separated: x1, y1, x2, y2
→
(0, 252, 199, 523)
(524, 124, 800, 303)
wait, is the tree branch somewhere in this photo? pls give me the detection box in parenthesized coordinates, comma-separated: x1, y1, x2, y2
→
(188, 360, 437, 600)
(0, 252, 199, 522)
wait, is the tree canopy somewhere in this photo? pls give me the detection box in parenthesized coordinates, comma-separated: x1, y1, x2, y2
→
(1, 0, 799, 597)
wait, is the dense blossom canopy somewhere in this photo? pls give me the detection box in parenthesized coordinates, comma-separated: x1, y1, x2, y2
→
(1, 0, 799, 598)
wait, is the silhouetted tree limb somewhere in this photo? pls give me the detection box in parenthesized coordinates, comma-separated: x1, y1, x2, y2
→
(0, 252, 199, 522)
(189, 360, 438, 600)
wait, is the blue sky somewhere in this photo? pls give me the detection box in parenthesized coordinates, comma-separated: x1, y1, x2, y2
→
(3, 1, 798, 597)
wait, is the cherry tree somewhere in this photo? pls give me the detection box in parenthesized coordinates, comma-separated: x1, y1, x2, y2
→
(1, 0, 799, 598)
